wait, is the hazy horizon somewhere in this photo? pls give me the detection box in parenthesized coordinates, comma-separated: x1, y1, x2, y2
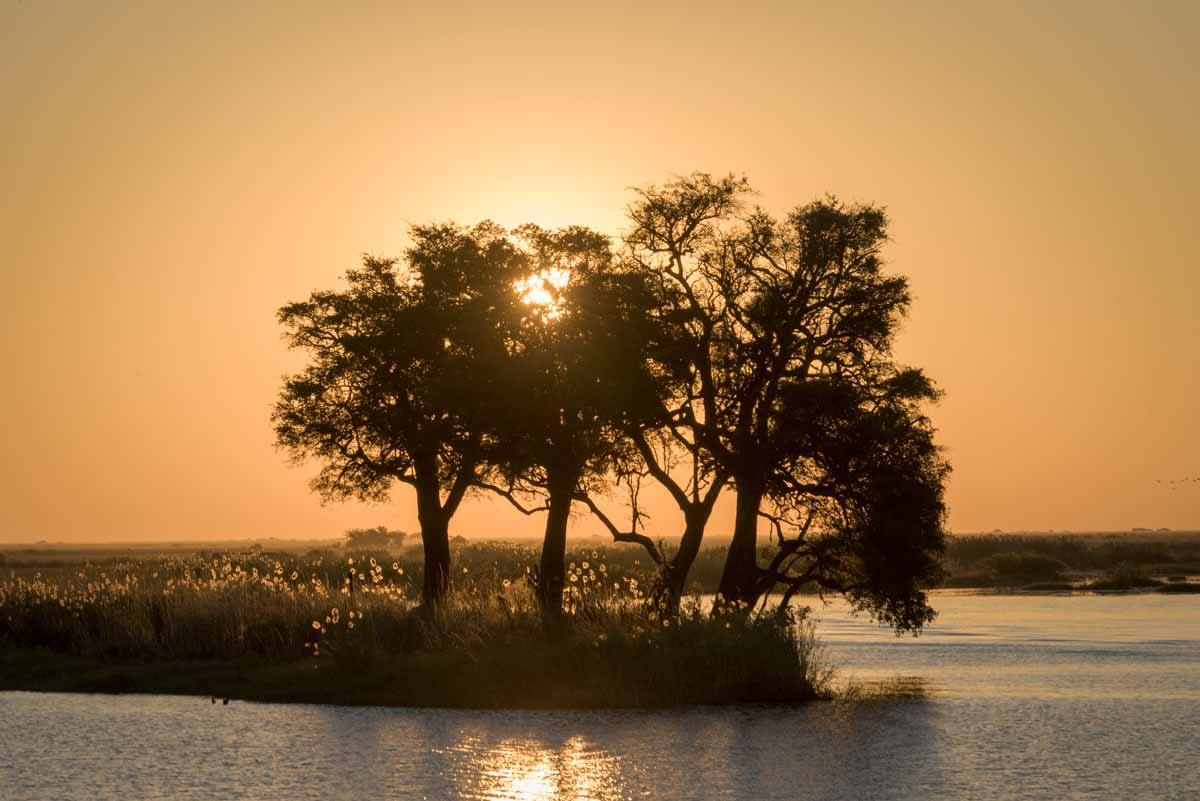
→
(4, 528, 1199, 549)
(3, 2, 1197, 543)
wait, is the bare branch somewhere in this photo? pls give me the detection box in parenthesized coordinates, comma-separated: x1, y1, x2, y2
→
(477, 481, 549, 516)
(575, 492, 665, 565)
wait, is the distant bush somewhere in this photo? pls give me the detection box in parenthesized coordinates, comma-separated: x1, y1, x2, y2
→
(1088, 562, 1163, 591)
(944, 533, 1200, 583)
(1159, 583, 1200, 594)
(948, 536, 1091, 569)
(982, 551, 1068, 582)
(1102, 542, 1174, 565)
(1020, 581, 1076, 592)
(345, 526, 406, 551)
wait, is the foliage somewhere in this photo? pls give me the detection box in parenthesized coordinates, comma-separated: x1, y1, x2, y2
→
(477, 225, 664, 616)
(981, 552, 1069, 583)
(273, 222, 528, 602)
(1087, 562, 1163, 590)
(0, 551, 829, 707)
(272, 174, 951, 633)
(344, 526, 406, 551)
(620, 174, 948, 629)
(944, 533, 1200, 580)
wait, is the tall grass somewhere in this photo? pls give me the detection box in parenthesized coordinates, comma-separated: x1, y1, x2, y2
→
(0, 549, 830, 707)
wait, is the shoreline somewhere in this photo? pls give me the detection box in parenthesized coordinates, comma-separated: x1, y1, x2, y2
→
(936, 582, 1200, 594)
(0, 646, 822, 710)
(4, 587, 1194, 710)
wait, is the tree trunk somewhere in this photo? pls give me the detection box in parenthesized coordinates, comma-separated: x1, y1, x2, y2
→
(663, 512, 707, 615)
(718, 477, 764, 604)
(538, 472, 575, 630)
(420, 515, 451, 606)
(415, 473, 451, 607)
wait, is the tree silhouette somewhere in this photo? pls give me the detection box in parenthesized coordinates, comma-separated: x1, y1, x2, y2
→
(273, 174, 949, 631)
(479, 225, 662, 623)
(273, 222, 526, 606)
(700, 196, 945, 611)
(755, 371, 947, 631)
(619, 174, 947, 627)
(616, 173, 749, 612)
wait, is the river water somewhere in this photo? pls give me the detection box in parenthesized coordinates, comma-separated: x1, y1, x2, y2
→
(1, 592, 1197, 800)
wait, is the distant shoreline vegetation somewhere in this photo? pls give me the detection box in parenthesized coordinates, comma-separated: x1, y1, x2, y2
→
(941, 531, 1200, 591)
(4, 530, 1199, 591)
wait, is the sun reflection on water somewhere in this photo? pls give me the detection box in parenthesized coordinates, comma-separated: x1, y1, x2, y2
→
(450, 734, 626, 800)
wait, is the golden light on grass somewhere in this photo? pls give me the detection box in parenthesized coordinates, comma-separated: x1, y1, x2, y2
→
(0, 546, 655, 663)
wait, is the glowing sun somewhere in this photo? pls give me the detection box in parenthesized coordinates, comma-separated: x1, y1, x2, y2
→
(515, 267, 571, 319)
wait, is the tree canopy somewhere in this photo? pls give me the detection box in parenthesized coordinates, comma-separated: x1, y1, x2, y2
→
(617, 174, 947, 629)
(273, 222, 527, 604)
(274, 174, 949, 632)
(475, 224, 664, 620)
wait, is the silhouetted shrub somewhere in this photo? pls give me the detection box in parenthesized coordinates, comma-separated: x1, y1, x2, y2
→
(1088, 562, 1163, 590)
(1102, 542, 1174, 565)
(982, 551, 1068, 582)
(345, 527, 406, 551)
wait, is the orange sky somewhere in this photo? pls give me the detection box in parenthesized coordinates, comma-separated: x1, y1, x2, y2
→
(2, 2, 1197, 542)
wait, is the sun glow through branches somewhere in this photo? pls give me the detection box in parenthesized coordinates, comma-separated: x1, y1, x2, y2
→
(515, 267, 571, 320)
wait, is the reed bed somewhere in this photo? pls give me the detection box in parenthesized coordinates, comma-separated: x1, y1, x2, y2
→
(0, 548, 830, 707)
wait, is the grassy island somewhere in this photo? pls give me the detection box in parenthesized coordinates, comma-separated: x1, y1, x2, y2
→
(0, 547, 828, 708)
(6, 532, 1195, 708)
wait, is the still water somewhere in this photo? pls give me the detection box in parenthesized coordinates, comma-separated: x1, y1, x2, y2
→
(2, 592, 1198, 800)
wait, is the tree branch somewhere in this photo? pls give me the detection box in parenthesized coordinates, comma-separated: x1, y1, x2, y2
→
(477, 481, 549, 516)
(575, 492, 665, 565)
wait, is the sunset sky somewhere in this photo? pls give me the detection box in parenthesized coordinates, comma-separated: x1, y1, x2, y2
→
(2, 2, 1196, 542)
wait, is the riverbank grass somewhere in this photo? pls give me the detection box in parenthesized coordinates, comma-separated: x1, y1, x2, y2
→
(0, 551, 830, 708)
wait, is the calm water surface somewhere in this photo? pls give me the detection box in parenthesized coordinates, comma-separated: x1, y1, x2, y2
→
(2, 592, 1197, 800)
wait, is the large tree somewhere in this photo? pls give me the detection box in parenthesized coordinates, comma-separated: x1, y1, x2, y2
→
(481, 225, 662, 623)
(273, 222, 526, 606)
(755, 371, 948, 631)
(615, 174, 747, 612)
(273, 177, 948, 632)
(701, 196, 946, 613)
(621, 174, 947, 629)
